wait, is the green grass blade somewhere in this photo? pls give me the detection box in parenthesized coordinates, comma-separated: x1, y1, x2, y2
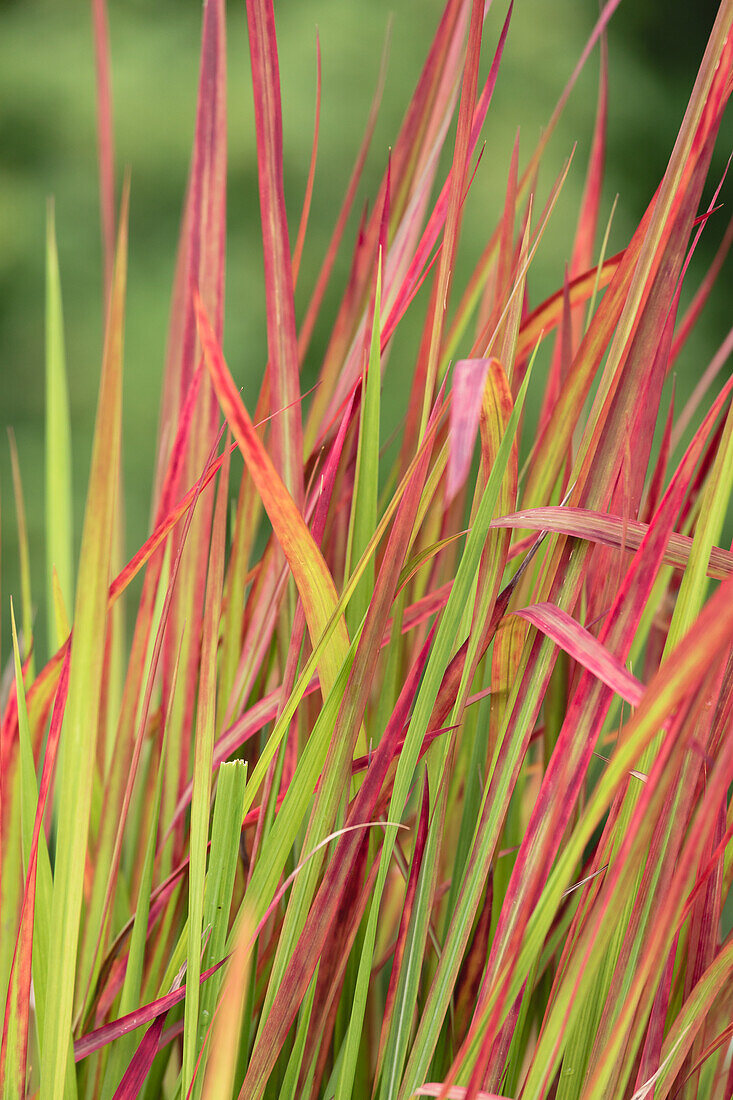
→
(345, 257, 382, 636)
(7, 434, 34, 677)
(2, 607, 64, 1094)
(100, 650, 181, 1099)
(40, 185, 127, 1100)
(182, 445, 230, 1095)
(45, 201, 74, 652)
(192, 760, 247, 1100)
(664, 400, 733, 653)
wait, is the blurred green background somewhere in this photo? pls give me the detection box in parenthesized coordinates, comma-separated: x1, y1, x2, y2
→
(1, 0, 730, 661)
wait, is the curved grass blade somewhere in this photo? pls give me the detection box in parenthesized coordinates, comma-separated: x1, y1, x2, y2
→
(195, 291, 350, 698)
(490, 506, 733, 580)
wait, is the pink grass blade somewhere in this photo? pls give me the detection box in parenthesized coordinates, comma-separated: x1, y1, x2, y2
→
(489, 505, 733, 580)
(111, 964, 187, 1099)
(416, 1089, 511, 1100)
(633, 935, 680, 1095)
(447, 359, 492, 506)
(513, 603, 644, 707)
(107, 441, 233, 608)
(153, 0, 227, 879)
(156, 0, 226, 465)
(246, 0, 303, 509)
(74, 958, 227, 1063)
(111, 1010, 169, 1100)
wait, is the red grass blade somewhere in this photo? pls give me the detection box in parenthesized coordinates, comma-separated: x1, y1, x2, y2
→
(246, 0, 303, 509)
(195, 291, 350, 696)
(415, 1087, 511, 1100)
(74, 960, 227, 1062)
(152, 0, 226, 516)
(490, 506, 733, 580)
(514, 602, 644, 707)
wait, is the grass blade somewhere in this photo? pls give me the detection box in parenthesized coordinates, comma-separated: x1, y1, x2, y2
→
(40, 183, 128, 1100)
(45, 202, 74, 651)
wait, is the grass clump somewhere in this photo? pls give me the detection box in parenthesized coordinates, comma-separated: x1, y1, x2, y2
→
(2, 1, 733, 1098)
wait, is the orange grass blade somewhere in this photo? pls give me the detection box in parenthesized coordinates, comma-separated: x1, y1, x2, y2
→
(195, 292, 350, 696)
